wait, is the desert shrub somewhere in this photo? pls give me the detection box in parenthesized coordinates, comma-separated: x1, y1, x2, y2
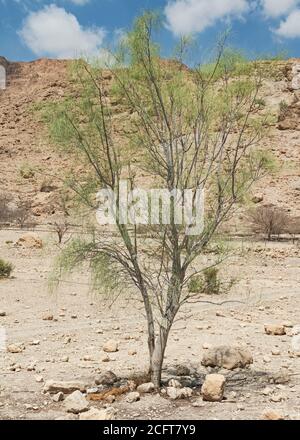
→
(248, 205, 289, 240)
(188, 267, 221, 295)
(188, 275, 204, 294)
(188, 267, 237, 295)
(0, 194, 11, 224)
(285, 217, 300, 243)
(254, 98, 266, 109)
(279, 100, 289, 119)
(53, 219, 69, 244)
(19, 164, 35, 179)
(14, 200, 33, 228)
(0, 259, 13, 279)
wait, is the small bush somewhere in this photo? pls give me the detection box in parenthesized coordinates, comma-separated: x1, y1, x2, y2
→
(202, 267, 221, 294)
(248, 205, 289, 240)
(279, 100, 289, 119)
(254, 98, 266, 109)
(0, 259, 13, 279)
(188, 275, 204, 294)
(19, 164, 35, 179)
(188, 267, 221, 295)
(0, 194, 11, 225)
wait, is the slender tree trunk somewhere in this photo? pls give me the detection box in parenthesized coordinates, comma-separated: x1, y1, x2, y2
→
(149, 327, 169, 389)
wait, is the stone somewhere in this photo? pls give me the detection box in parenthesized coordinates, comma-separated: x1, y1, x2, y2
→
(168, 379, 181, 388)
(64, 391, 89, 414)
(35, 375, 44, 383)
(0, 311, 6, 317)
(201, 346, 253, 370)
(264, 325, 286, 336)
(106, 395, 116, 404)
(271, 372, 290, 384)
(103, 340, 119, 353)
(128, 350, 137, 356)
(201, 374, 226, 402)
(126, 392, 140, 403)
(252, 194, 264, 203)
(270, 394, 284, 403)
(30, 340, 40, 346)
(7, 343, 24, 353)
(262, 410, 284, 420)
(291, 64, 300, 90)
(166, 387, 193, 400)
(16, 234, 43, 249)
(52, 392, 64, 402)
(95, 371, 118, 386)
(42, 314, 54, 321)
(272, 349, 281, 356)
(79, 407, 115, 420)
(43, 380, 86, 394)
(137, 382, 155, 393)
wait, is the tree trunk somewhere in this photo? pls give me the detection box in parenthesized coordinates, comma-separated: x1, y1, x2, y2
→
(149, 331, 169, 389)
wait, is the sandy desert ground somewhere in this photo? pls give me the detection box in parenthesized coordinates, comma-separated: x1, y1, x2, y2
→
(0, 228, 299, 420)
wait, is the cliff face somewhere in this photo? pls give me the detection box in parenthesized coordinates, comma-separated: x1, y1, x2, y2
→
(0, 57, 300, 226)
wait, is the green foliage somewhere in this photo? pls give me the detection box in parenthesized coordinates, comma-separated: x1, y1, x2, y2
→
(279, 100, 289, 118)
(188, 266, 236, 295)
(188, 267, 221, 295)
(254, 98, 266, 108)
(0, 259, 13, 279)
(19, 163, 35, 179)
(49, 237, 125, 295)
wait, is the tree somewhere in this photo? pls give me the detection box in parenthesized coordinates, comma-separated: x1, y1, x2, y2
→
(248, 205, 289, 240)
(45, 12, 272, 388)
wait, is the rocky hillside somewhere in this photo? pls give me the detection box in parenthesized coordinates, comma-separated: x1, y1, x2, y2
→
(0, 57, 300, 230)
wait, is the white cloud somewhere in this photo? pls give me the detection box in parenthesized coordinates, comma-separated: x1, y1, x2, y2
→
(68, 0, 90, 5)
(165, 0, 250, 36)
(19, 4, 105, 58)
(261, 0, 300, 18)
(274, 9, 300, 37)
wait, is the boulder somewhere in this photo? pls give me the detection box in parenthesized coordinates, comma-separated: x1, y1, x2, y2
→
(95, 371, 118, 386)
(52, 392, 64, 402)
(103, 339, 119, 353)
(137, 382, 155, 393)
(16, 234, 43, 249)
(126, 392, 140, 403)
(79, 407, 115, 420)
(264, 324, 286, 336)
(201, 346, 253, 370)
(64, 390, 89, 414)
(7, 343, 24, 353)
(252, 194, 264, 203)
(291, 64, 300, 90)
(166, 387, 193, 400)
(201, 374, 226, 402)
(43, 380, 87, 394)
(168, 379, 181, 388)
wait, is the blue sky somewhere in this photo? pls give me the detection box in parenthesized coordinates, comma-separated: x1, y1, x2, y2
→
(1, 0, 300, 62)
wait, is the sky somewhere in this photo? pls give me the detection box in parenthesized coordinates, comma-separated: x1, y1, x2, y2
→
(1, 0, 300, 62)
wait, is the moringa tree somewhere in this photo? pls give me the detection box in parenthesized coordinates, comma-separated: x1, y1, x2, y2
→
(45, 12, 272, 388)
